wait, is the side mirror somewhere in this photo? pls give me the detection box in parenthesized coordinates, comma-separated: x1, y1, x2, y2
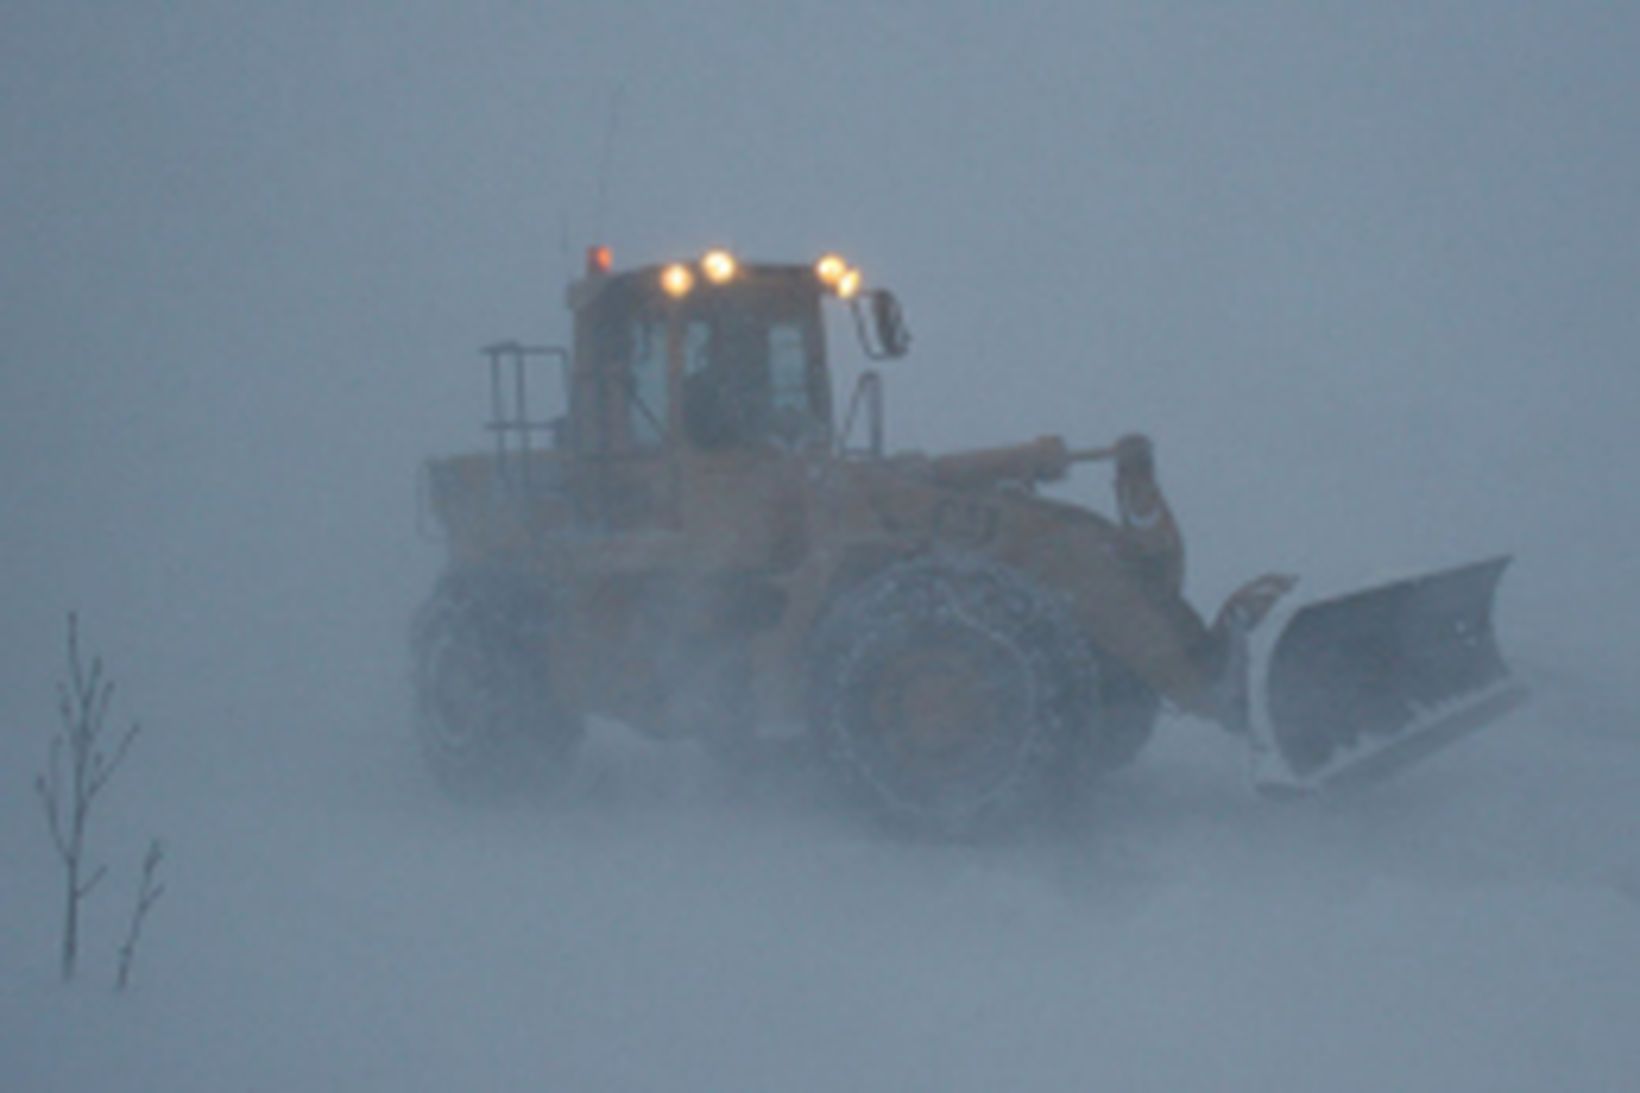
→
(872, 290, 911, 358)
(851, 290, 911, 360)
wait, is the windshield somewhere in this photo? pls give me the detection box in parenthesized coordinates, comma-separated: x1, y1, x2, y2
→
(681, 304, 823, 449)
(577, 271, 828, 453)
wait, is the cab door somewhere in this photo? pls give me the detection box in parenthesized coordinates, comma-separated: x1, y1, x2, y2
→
(569, 304, 682, 536)
(678, 312, 821, 574)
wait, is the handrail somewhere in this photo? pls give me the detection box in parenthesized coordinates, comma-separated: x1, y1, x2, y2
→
(481, 342, 569, 489)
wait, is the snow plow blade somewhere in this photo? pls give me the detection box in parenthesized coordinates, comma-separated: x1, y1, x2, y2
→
(1251, 557, 1526, 795)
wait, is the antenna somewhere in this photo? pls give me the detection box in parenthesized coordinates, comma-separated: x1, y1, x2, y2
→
(594, 84, 626, 244)
(556, 212, 571, 294)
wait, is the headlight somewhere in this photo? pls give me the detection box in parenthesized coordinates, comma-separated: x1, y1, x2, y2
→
(836, 267, 863, 300)
(815, 253, 847, 287)
(660, 263, 695, 298)
(701, 249, 737, 284)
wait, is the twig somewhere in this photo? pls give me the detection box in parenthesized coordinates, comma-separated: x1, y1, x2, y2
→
(115, 840, 165, 993)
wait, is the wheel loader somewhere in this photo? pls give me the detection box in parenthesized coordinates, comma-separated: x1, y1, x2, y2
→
(413, 246, 1526, 833)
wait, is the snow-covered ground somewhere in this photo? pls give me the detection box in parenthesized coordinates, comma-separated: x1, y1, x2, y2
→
(5, 4, 1638, 1090)
(5, 663, 1638, 1091)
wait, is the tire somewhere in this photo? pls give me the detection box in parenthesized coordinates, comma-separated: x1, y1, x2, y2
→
(411, 570, 582, 796)
(805, 554, 1096, 836)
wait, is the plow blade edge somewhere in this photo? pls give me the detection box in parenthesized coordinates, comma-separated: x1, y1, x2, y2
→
(1253, 557, 1526, 794)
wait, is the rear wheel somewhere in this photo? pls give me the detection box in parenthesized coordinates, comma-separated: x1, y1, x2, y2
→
(806, 554, 1095, 835)
(411, 571, 582, 795)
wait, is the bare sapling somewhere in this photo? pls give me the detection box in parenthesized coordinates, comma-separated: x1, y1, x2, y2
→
(115, 839, 166, 992)
(34, 613, 140, 981)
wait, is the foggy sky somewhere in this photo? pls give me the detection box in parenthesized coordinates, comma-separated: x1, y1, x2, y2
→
(5, 3, 1635, 701)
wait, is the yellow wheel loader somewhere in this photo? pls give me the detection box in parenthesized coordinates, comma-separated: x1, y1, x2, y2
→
(413, 247, 1525, 833)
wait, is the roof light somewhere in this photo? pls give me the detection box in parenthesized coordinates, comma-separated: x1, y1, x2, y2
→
(701, 249, 737, 284)
(836, 267, 863, 300)
(586, 244, 613, 275)
(660, 263, 695, 298)
(815, 253, 847, 287)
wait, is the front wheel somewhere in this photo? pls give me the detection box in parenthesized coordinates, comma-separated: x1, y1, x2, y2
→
(805, 554, 1095, 836)
(411, 571, 582, 796)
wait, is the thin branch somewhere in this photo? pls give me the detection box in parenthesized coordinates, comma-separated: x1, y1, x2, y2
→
(76, 864, 107, 900)
(87, 721, 140, 801)
(116, 840, 165, 993)
(34, 774, 68, 860)
(90, 678, 114, 741)
(136, 842, 165, 914)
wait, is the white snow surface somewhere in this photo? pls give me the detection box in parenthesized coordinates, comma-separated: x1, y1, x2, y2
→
(4, 3, 1639, 1090)
(6, 685, 1639, 1091)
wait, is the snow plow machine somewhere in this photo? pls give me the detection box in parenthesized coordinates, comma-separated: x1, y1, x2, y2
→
(413, 247, 1525, 834)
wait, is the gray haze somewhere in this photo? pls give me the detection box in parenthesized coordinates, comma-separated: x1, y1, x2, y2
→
(4, 3, 1638, 1089)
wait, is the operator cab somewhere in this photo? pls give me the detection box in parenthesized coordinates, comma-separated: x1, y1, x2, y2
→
(565, 249, 908, 458)
(570, 259, 827, 454)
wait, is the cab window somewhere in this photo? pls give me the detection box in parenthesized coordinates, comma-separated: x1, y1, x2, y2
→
(626, 319, 669, 447)
(682, 313, 821, 449)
